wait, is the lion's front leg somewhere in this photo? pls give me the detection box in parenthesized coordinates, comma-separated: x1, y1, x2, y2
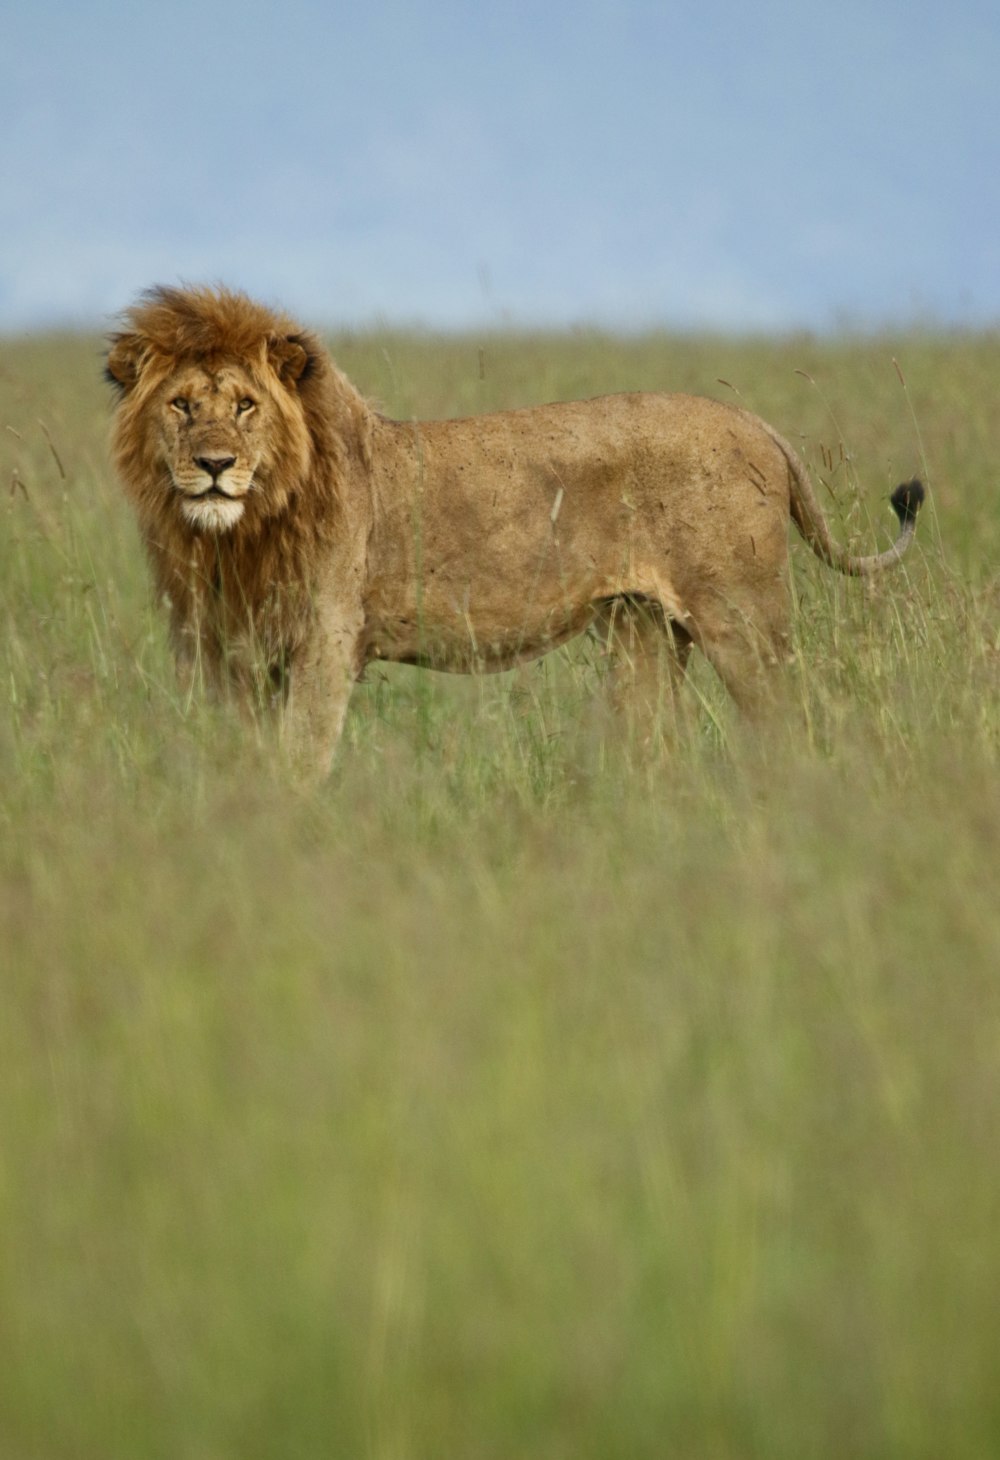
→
(169, 603, 226, 710)
(282, 603, 365, 783)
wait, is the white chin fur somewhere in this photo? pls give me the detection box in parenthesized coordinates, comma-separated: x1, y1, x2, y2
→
(180, 496, 246, 532)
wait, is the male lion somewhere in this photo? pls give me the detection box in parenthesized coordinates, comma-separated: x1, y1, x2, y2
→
(106, 285, 923, 779)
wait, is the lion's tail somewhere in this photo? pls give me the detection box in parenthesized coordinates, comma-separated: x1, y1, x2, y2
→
(761, 422, 924, 577)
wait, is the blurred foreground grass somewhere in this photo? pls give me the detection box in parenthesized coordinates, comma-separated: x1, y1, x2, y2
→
(2, 327, 999, 1459)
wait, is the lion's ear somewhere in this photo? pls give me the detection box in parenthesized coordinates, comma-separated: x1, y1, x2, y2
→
(268, 332, 317, 386)
(105, 333, 143, 392)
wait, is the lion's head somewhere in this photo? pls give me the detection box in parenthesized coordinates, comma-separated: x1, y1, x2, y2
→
(106, 285, 367, 539)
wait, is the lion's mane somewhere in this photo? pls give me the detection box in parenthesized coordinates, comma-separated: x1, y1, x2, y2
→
(106, 285, 372, 669)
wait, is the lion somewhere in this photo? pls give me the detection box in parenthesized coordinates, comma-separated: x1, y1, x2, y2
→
(105, 284, 924, 779)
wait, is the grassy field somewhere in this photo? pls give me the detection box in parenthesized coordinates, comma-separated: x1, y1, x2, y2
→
(2, 325, 999, 1460)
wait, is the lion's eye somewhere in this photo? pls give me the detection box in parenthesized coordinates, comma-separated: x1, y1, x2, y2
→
(237, 397, 256, 415)
(171, 397, 190, 414)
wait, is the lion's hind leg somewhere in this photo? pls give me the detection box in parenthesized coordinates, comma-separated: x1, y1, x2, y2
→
(689, 582, 793, 724)
(593, 594, 693, 750)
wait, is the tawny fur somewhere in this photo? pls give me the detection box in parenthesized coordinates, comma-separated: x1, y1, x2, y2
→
(106, 284, 923, 779)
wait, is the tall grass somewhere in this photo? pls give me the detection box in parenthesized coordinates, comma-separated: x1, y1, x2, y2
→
(2, 327, 999, 1460)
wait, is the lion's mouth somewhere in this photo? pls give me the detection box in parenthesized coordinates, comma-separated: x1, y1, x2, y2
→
(193, 485, 237, 501)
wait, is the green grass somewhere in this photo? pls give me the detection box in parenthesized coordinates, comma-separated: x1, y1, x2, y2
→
(2, 327, 999, 1460)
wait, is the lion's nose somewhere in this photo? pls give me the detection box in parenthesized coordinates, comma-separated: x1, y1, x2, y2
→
(196, 454, 237, 480)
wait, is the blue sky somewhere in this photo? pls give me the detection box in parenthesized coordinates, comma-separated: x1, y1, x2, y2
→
(2, 0, 998, 333)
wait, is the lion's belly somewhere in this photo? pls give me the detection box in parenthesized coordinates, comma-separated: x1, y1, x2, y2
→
(363, 589, 599, 672)
(360, 509, 687, 672)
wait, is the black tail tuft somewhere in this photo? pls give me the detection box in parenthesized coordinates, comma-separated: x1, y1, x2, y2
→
(890, 478, 925, 525)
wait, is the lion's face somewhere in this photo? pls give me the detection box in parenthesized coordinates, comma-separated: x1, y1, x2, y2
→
(154, 361, 282, 532)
